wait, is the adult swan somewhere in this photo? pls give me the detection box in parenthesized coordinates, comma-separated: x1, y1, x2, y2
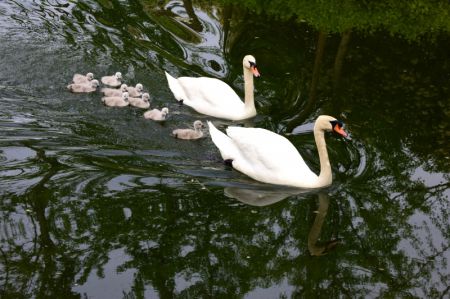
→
(165, 55, 260, 121)
(208, 115, 348, 189)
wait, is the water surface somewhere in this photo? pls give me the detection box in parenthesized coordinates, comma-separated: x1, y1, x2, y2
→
(0, 0, 449, 298)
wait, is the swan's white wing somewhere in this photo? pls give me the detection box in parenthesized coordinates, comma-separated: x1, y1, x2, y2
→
(226, 127, 318, 185)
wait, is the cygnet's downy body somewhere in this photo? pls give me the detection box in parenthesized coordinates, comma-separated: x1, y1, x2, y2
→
(102, 92, 129, 107)
(101, 72, 122, 87)
(172, 120, 204, 140)
(101, 84, 128, 97)
(129, 93, 150, 109)
(67, 79, 99, 93)
(144, 107, 169, 121)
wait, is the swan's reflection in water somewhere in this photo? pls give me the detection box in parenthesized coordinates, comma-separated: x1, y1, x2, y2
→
(224, 185, 338, 255)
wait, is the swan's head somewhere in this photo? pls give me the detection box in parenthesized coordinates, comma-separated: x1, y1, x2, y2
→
(122, 92, 129, 101)
(142, 93, 150, 102)
(315, 115, 347, 137)
(86, 73, 94, 80)
(136, 83, 143, 92)
(115, 72, 122, 80)
(161, 107, 169, 117)
(120, 84, 128, 92)
(193, 120, 204, 130)
(243, 55, 260, 77)
(91, 79, 100, 88)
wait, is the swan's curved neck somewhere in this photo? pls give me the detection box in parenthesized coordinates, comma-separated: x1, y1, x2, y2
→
(243, 66, 256, 113)
(313, 128, 332, 187)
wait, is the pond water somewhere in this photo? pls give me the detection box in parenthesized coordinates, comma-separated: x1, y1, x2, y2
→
(0, 0, 449, 298)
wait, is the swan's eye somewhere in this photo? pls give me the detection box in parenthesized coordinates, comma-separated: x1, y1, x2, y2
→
(249, 61, 256, 67)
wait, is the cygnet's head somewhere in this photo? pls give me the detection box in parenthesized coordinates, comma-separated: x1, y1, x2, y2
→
(136, 83, 143, 92)
(161, 107, 169, 118)
(142, 93, 150, 102)
(243, 55, 260, 77)
(120, 84, 128, 92)
(193, 120, 204, 130)
(87, 72, 94, 80)
(122, 92, 129, 101)
(115, 72, 122, 80)
(91, 79, 100, 88)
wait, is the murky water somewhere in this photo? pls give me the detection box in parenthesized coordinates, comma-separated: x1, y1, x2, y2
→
(0, 1, 449, 298)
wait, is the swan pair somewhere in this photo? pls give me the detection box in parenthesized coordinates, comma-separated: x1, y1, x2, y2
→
(165, 55, 348, 188)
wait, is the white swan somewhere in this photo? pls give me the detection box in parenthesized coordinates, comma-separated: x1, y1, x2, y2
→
(172, 120, 204, 140)
(165, 55, 260, 121)
(208, 115, 347, 188)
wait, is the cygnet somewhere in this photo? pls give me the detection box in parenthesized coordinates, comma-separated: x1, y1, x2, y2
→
(72, 72, 94, 84)
(172, 120, 204, 140)
(67, 79, 99, 93)
(101, 72, 122, 87)
(144, 107, 169, 121)
(127, 83, 144, 97)
(129, 93, 150, 109)
(102, 92, 129, 107)
(101, 84, 128, 97)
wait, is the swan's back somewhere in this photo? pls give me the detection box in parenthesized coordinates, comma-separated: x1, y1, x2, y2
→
(225, 127, 318, 185)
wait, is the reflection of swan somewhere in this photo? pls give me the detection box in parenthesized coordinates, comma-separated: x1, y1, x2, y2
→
(224, 184, 307, 206)
(165, 55, 260, 120)
(308, 193, 338, 256)
(208, 115, 347, 188)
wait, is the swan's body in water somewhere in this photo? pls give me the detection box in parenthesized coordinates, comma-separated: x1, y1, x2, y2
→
(101, 84, 128, 97)
(129, 93, 150, 109)
(144, 107, 169, 121)
(173, 120, 204, 140)
(72, 72, 94, 84)
(101, 72, 122, 87)
(165, 55, 260, 120)
(102, 92, 129, 107)
(67, 79, 99, 93)
(208, 115, 347, 188)
(127, 83, 144, 97)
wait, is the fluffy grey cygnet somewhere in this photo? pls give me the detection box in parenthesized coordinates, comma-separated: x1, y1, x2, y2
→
(101, 72, 122, 87)
(72, 72, 94, 84)
(144, 107, 169, 121)
(127, 83, 144, 97)
(172, 120, 204, 140)
(129, 93, 150, 109)
(101, 84, 128, 97)
(102, 92, 129, 107)
(67, 79, 99, 93)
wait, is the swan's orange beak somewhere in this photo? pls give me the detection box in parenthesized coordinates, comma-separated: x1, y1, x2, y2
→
(251, 66, 260, 77)
(334, 124, 347, 137)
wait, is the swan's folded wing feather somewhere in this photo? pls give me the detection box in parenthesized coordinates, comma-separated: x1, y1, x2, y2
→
(226, 127, 315, 183)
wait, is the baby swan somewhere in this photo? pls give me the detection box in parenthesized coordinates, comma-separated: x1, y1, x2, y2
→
(127, 83, 144, 97)
(172, 120, 204, 140)
(102, 92, 129, 107)
(101, 84, 128, 97)
(101, 72, 122, 87)
(129, 93, 150, 109)
(72, 72, 94, 84)
(144, 107, 169, 121)
(67, 79, 99, 93)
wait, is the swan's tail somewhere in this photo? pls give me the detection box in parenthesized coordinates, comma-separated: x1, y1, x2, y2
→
(165, 71, 184, 102)
(207, 121, 238, 161)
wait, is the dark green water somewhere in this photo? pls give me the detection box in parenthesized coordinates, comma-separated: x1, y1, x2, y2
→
(0, 0, 449, 298)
